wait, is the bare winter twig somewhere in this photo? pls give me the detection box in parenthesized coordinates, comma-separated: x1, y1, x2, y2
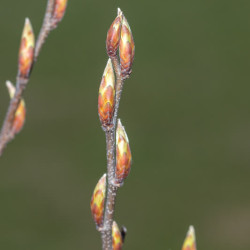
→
(0, 0, 68, 157)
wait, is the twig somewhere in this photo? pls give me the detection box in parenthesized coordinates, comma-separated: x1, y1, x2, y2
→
(91, 8, 134, 249)
(101, 56, 124, 250)
(0, 78, 28, 156)
(0, 0, 67, 157)
(101, 129, 118, 250)
(34, 0, 55, 60)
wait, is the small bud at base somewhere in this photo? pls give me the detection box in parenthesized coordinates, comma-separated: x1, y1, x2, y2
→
(112, 221, 123, 250)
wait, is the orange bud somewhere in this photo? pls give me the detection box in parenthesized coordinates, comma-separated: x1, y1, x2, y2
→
(18, 18, 35, 79)
(119, 15, 135, 79)
(98, 59, 115, 128)
(51, 0, 68, 28)
(115, 119, 132, 184)
(6, 81, 26, 135)
(112, 221, 123, 250)
(90, 174, 107, 229)
(182, 226, 197, 250)
(106, 8, 123, 58)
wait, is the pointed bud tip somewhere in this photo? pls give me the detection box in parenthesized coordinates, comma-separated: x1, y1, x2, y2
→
(117, 119, 129, 143)
(182, 225, 196, 250)
(117, 8, 123, 16)
(18, 17, 35, 79)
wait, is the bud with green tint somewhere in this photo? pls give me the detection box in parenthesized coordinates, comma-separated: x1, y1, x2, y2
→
(182, 226, 197, 250)
(115, 119, 132, 184)
(119, 15, 135, 79)
(90, 174, 107, 229)
(18, 18, 35, 79)
(98, 59, 115, 128)
(6, 81, 26, 135)
(106, 8, 123, 58)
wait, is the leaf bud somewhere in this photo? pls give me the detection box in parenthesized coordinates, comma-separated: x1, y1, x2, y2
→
(51, 0, 68, 28)
(112, 221, 123, 250)
(98, 59, 115, 128)
(182, 225, 197, 250)
(119, 15, 135, 79)
(115, 119, 132, 185)
(6, 81, 26, 135)
(18, 18, 35, 79)
(90, 174, 107, 229)
(106, 8, 123, 58)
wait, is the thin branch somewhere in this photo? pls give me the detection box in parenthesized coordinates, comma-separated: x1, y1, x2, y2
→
(34, 0, 55, 60)
(0, 78, 28, 156)
(0, 0, 62, 157)
(101, 55, 125, 250)
(101, 130, 118, 250)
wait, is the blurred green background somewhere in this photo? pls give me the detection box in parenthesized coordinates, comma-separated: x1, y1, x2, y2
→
(1, 0, 250, 249)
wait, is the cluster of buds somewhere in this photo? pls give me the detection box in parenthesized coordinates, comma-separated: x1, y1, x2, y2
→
(6, 81, 26, 135)
(92, 8, 134, 249)
(182, 226, 197, 250)
(106, 8, 135, 80)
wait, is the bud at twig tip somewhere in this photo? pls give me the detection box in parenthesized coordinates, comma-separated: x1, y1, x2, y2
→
(182, 225, 196, 250)
(18, 18, 35, 79)
(119, 14, 135, 79)
(106, 10, 123, 58)
(117, 8, 123, 16)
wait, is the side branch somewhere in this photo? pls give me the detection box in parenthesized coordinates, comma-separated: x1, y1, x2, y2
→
(34, 0, 55, 60)
(0, 78, 28, 156)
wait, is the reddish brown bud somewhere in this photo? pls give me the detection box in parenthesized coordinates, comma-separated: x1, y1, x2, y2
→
(98, 59, 115, 128)
(18, 18, 35, 79)
(112, 221, 123, 250)
(106, 8, 123, 58)
(90, 174, 107, 229)
(6, 81, 26, 135)
(182, 226, 197, 250)
(119, 15, 135, 79)
(51, 0, 68, 28)
(115, 119, 132, 184)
